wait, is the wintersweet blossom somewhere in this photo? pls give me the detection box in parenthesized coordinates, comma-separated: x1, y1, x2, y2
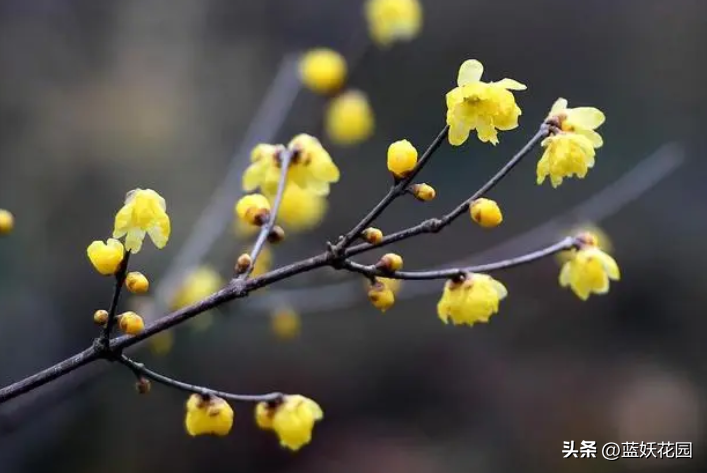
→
(299, 48, 347, 95)
(87, 238, 125, 275)
(559, 237, 620, 300)
(113, 188, 170, 253)
(185, 394, 234, 437)
(446, 59, 526, 146)
(437, 273, 507, 326)
(365, 0, 422, 47)
(255, 395, 323, 451)
(325, 90, 374, 145)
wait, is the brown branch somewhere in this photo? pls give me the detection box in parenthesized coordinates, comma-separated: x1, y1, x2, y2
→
(101, 252, 131, 344)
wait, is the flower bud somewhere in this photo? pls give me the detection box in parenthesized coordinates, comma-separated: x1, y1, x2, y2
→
(135, 377, 151, 394)
(387, 139, 418, 178)
(235, 253, 252, 275)
(325, 90, 374, 145)
(93, 309, 109, 326)
(368, 280, 395, 312)
(118, 311, 145, 335)
(0, 209, 14, 236)
(470, 198, 503, 228)
(267, 225, 286, 244)
(376, 253, 403, 272)
(411, 183, 436, 201)
(86, 239, 125, 275)
(361, 227, 383, 245)
(235, 194, 271, 226)
(125, 271, 149, 294)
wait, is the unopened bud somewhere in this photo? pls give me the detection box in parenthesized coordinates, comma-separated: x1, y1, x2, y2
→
(361, 227, 383, 245)
(376, 253, 403, 272)
(135, 377, 151, 394)
(411, 183, 436, 202)
(235, 253, 252, 274)
(267, 225, 286, 244)
(93, 309, 109, 326)
(470, 198, 503, 228)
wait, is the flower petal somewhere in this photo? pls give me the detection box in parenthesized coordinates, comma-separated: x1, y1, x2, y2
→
(457, 59, 484, 86)
(568, 107, 605, 130)
(124, 229, 146, 253)
(549, 98, 568, 116)
(494, 78, 527, 91)
(447, 122, 470, 146)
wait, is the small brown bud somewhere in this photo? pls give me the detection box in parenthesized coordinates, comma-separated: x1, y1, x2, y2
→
(135, 377, 151, 394)
(361, 227, 383, 245)
(235, 253, 252, 274)
(93, 309, 109, 326)
(267, 225, 286, 244)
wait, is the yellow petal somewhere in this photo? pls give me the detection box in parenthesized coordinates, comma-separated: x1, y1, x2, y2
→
(242, 163, 265, 192)
(147, 215, 170, 249)
(447, 122, 470, 146)
(559, 262, 571, 287)
(568, 107, 605, 130)
(581, 129, 604, 148)
(598, 252, 621, 280)
(491, 280, 508, 300)
(457, 59, 484, 86)
(124, 229, 146, 253)
(113, 205, 133, 238)
(549, 98, 568, 116)
(494, 78, 527, 91)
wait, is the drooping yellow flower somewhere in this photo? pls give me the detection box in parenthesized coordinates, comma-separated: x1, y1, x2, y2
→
(470, 198, 503, 228)
(387, 139, 418, 178)
(243, 136, 339, 196)
(271, 307, 301, 340)
(255, 395, 323, 451)
(185, 393, 234, 437)
(271, 184, 328, 232)
(0, 209, 14, 235)
(536, 132, 596, 187)
(113, 188, 171, 253)
(365, 0, 422, 47)
(559, 244, 620, 301)
(547, 98, 605, 147)
(446, 59, 526, 146)
(325, 90, 375, 146)
(299, 48, 347, 95)
(437, 273, 507, 326)
(170, 266, 224, 310)
(378, 276, 402, 295)
(86, 238, 125, 275)
(537, 98, 605, 187)
(557, 224, 612, 264)
(368, 278, 395, 312)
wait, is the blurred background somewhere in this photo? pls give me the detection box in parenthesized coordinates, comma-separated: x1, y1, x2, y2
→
(0, 0, 706, 472)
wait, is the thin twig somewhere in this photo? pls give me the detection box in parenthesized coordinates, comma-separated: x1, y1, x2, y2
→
(343, 125, 550, 257)
(119, 355, 283, 403)
(332, 125, 450, 253)
(238, 149, 293, 279)
(102, 252, 131, 344)
(342, 237, 577, 280)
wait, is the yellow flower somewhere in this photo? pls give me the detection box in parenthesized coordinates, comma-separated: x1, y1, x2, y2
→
(170, 267, 224, 310)
(299, 48, 347, 95)
(255, 395, 323, 451)
(536, 133, 596, 187)
(0, 209, 14, 235)
(559, 245, 620, 301)
(547, 98, 605, 147)
(113, 189, 171, 253)
(118, 311, 145, 335)
(365, 0, 422, 47)
(387, 139, 418, 178)
(437, 273, 507, 326)
(185, 394, 234, 437)
(271, 184, 328, 232)
(235, 193, 271, 226)
(325, 90, 374, 146)
(125, 271, 149, 294)
(379, 276, 402, 295)
(86, 238, 125, 275)
(470, 198, 503, 228)
(537, 99, 605, 187)
(446, 59, 526, 146)
(556, 224, 612, 264)
(368, 278, 395, 312)
(271, 307, 301, 340)
(243, 136, 339, 196)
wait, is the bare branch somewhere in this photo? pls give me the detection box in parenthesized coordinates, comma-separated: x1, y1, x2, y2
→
(119, 355, 283, 403)
(101, 252, 131, 344)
